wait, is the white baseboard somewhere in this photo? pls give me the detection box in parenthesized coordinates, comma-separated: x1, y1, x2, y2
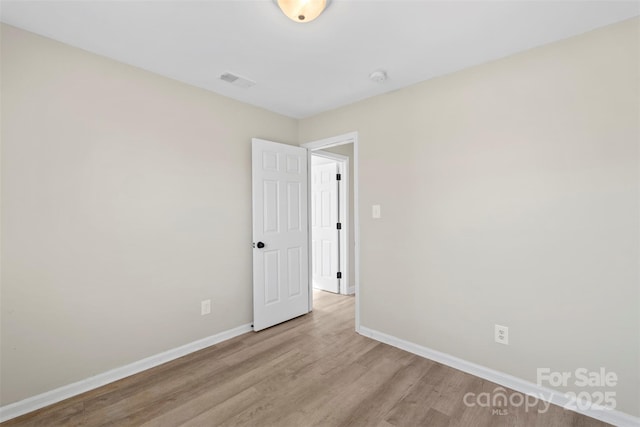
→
(359, 326, 639, 427)
(0, 323, 253, 423)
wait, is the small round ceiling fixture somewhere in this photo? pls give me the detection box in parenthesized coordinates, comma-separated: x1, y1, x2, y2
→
(276, 0, 327, 23)
(369, 70, 388, 84)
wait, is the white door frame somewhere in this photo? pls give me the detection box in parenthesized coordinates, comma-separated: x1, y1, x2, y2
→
(311, 150, 350, 295)
(302, 131, 360, 332)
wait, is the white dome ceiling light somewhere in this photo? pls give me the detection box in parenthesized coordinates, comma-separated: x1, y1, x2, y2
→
(276, 0, 327, 23)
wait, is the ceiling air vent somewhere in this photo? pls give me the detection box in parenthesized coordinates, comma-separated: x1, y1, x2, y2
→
(220, 72, 256, 89)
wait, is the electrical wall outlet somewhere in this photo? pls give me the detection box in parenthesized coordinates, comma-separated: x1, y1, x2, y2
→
(495, 324, 509, 345)
(201, 299, 211, 316)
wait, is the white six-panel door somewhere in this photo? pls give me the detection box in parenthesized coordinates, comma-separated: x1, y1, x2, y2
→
(311, 161, 340, 293)
(252, 138, 309, 331)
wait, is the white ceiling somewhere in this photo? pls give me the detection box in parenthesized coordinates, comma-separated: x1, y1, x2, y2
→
(1, 1, 638, 118)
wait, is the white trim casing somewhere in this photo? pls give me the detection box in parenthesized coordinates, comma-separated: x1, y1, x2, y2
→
(306, 150, 314, 312)
(0, 324, 253, 423)
(359, 326, 640, 427)
(301, 132, 357, 151)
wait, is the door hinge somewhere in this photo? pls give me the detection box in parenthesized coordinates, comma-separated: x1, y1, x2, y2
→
(337, 222, 342, 230)
(336, 173, 342, 181)
(337, 272, 342, 279)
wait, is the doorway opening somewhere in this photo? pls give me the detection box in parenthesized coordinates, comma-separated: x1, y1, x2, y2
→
(310, 150, 350, 295)
(302, 132, 360, 332)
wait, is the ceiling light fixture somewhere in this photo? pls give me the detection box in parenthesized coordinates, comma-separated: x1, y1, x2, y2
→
(276, 0, 327, 23)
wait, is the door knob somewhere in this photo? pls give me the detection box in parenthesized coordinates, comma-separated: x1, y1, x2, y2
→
(256, 242, 265, 249)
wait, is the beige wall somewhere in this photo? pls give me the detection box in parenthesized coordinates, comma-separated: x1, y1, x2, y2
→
(300, 18, 640, 416)
(0, 24, 298, 405)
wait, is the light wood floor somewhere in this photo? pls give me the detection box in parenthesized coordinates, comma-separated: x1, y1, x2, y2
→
(3, 290, 609, 427)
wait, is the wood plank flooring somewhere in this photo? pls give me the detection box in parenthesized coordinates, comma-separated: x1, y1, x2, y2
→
(2, 291, 610, 426)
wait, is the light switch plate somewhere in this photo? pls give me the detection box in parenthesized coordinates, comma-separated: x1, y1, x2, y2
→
(201, 299, 211, 316)
(372, 204, 381, 219)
